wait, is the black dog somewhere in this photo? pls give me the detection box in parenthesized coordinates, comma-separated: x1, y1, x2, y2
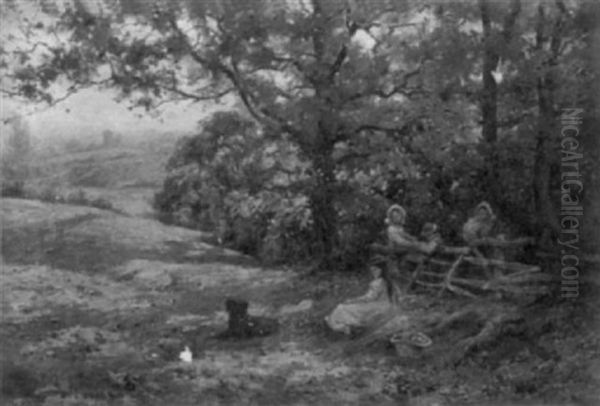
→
(218, 298, 278, 339)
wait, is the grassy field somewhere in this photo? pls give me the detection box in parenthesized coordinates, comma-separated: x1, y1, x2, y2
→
(1, 197, 599, 405)
(1, 137, 599, 405)
(7, 135, 174, 218)
(0, 198, 400, 405)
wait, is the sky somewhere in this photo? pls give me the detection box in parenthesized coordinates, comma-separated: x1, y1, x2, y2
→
(0, 87, 227, 143)
(0, 1, 438, 144)
(0, 1, 227, 144)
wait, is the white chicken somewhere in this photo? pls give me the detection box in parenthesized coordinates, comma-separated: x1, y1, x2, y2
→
(179, 346, 193, 363)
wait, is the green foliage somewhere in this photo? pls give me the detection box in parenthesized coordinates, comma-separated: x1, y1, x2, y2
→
(0, 180, 25, 198)
(2, 184, 116, 211)
(154, 111, 314, 262)
(334, 189, 390, 268)
(2, 0, 598, 268)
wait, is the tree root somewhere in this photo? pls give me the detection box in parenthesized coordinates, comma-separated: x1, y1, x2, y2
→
(430, 304, 524, 364)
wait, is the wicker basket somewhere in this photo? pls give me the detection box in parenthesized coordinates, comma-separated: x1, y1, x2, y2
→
(390, 332, 432, 358)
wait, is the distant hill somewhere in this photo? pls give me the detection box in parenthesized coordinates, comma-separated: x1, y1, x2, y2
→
(28, 133, 181, 190)
(1, 132, 187, 218)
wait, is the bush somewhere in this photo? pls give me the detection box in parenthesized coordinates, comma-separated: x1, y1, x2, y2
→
(89, 197, 114, 210)
(258, 195, 313, 264)
(153, 165, 205, 229)
(334, 191, 390, 270)
(155, 176, 394, 270)
(63, 189, 115, 211)
(0, 180, 25, 198)
(1, 362, 38, 397)
(9, 185, 116, 212)
(39, 185, 61, 203)
(210, 191, 313, 262)
(156, 111, 537, 270)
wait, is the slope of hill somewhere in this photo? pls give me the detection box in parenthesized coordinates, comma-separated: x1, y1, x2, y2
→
(2, 197, 599, 405)
(29, 144, 170, 190)
(0, 198, 409, 405)
(15, 133, 182, 217)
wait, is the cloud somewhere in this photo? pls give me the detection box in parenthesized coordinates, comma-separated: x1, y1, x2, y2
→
(2, 88, 219, 141)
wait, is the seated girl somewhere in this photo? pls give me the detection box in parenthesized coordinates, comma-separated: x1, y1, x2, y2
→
(325, 265, 394, 335)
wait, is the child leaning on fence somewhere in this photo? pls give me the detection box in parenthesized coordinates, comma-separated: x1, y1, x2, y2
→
(385, 205, 438, 301)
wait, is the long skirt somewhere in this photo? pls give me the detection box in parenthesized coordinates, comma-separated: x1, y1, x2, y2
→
(325, 301, 391, 333)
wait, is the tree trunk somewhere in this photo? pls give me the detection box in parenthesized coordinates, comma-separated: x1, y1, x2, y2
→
(479, 0, 499, 144)
(479, 0, 502, 208)
(307, 0, 342, 270)
(533, 4, 563, 244)
(478, 0, 521, 204)
(309, 140, 338, 269)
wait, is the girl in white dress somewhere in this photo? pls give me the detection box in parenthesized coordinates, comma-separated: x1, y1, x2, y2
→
(325, 265, 394, 335)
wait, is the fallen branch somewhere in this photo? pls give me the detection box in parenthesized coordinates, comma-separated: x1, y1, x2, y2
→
(430, 303, 523, 364)
(429, 308, 480, 334)
(420, 271, 446, 279)
(462, 256, 540, 273)
(469, 237, 535, 248)
(454, 311, 524, 364)
(446, 283, 478, 298)
(491, 285, 551, 295)
(451, 277, 487, 288)
(437, 246, 472, 255)
(429, 259, 455, 266)
(370, 242, 434, 257)
(415, 280, 443, 288)
(537, 251, 600, 264)
(440, 254, 465, 296)
(372, 242, 474, 257)
(496, 272, 552, 284)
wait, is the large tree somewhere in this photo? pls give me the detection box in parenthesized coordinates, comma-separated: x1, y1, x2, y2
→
(2, 0, 596, 264)
(2, 0, 457, 267)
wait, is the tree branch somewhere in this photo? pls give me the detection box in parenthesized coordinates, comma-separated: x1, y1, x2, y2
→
(344, 59, 428, 104)
(0, 83, 102, 124)
(167, 16, 275, 127)
(502, 0, 521, 42)
(160, 83, 234, 102)
(327, 8, 360, 82)
(352, 120, 415, 135)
